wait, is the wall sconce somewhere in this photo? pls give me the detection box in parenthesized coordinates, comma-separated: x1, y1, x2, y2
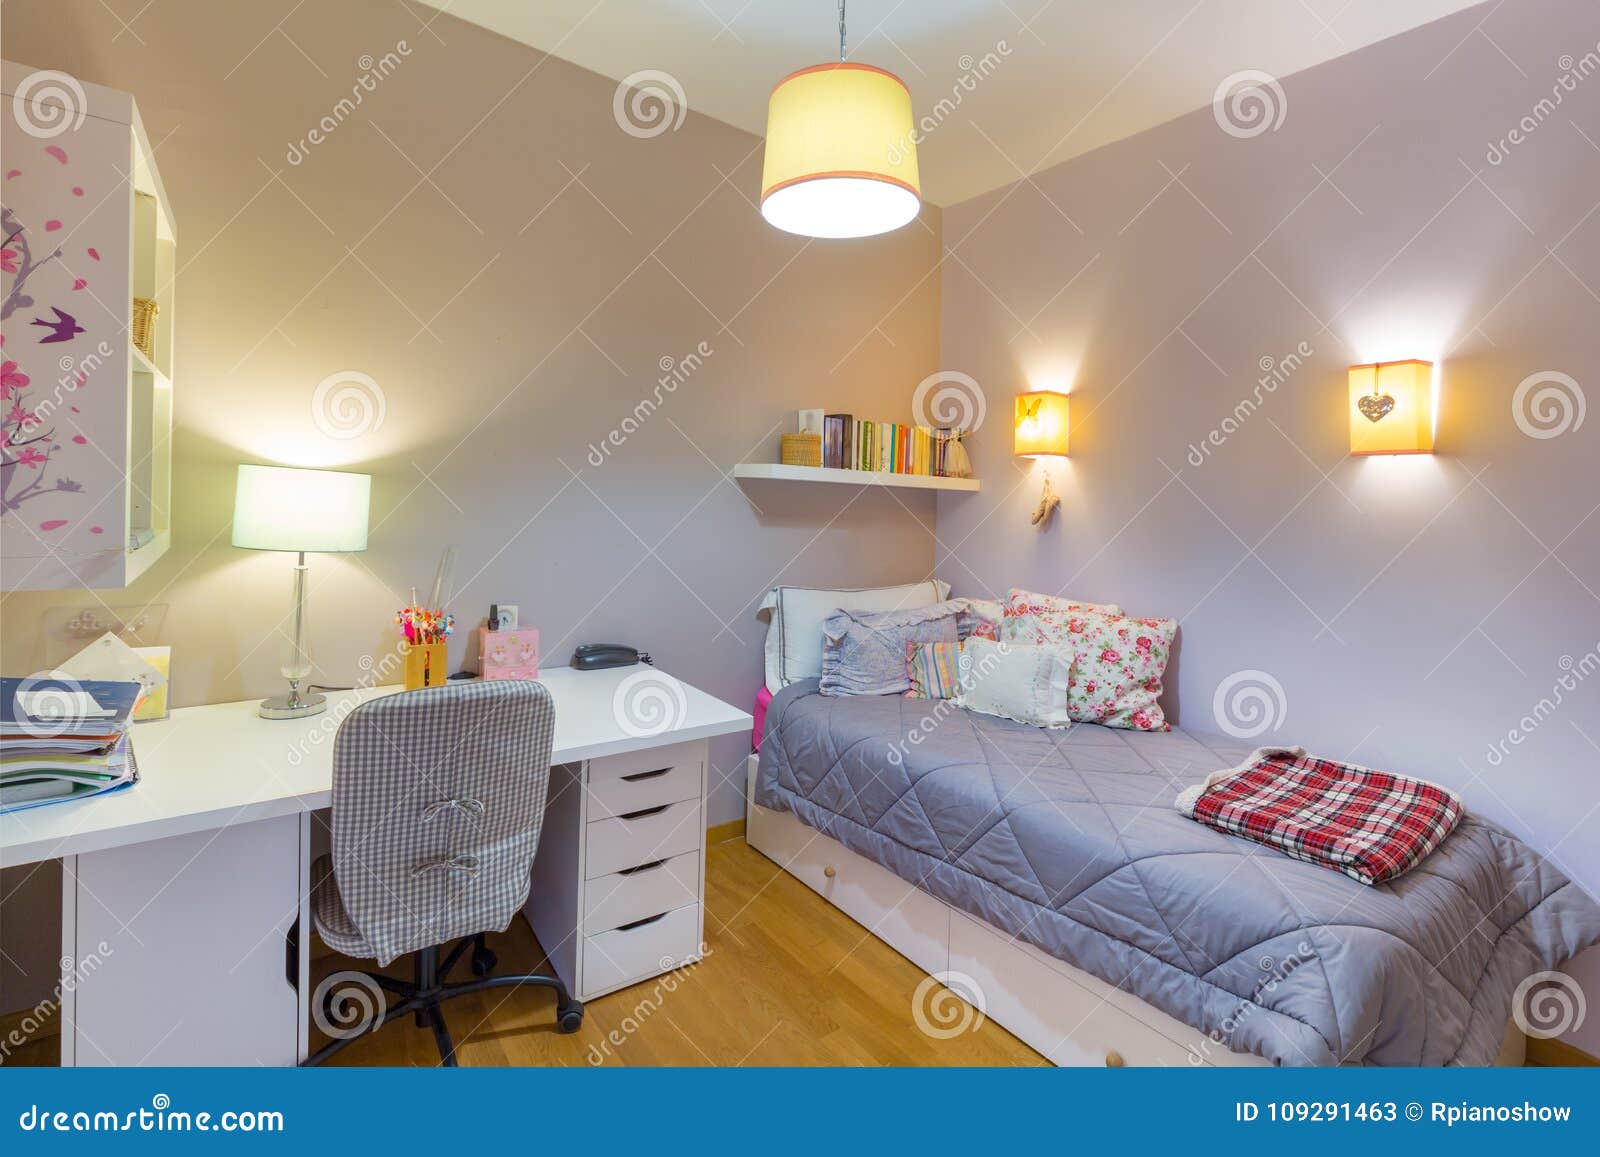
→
(1015, 390, 1070, 527)
(1349, 360, 1434, 455)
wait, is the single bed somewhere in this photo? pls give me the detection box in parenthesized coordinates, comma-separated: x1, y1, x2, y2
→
(750, 680, 1600, 1066)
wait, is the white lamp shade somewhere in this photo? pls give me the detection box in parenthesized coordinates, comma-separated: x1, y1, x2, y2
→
(760, 63, 921, 239)
(232, 464, 371, 553)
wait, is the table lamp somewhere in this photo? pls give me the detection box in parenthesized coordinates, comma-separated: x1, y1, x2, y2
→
(232, 464, 371, 719)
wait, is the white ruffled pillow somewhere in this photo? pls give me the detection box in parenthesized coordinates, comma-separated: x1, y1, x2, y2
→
(957, 637, 1072, 729)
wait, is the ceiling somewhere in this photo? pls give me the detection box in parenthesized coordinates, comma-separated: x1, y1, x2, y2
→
(415, 0, 1485, 206)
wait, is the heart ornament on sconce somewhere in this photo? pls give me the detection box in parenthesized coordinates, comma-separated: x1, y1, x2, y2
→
(1357, 392, 1395, 423)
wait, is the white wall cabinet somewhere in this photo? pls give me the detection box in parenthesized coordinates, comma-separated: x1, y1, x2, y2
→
(1, 62, 174, 590)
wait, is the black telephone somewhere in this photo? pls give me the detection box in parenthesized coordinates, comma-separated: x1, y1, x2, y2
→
(571, 643, 651, 671)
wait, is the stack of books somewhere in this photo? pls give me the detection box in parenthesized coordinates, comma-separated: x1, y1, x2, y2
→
(1, 677, 142, 814)
(820, 414, 963, 476)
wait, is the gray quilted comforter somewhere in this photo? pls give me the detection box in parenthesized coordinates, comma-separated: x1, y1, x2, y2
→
(754, 682, 1600, 1066)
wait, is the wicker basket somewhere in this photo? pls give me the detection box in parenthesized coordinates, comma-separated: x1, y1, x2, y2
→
(780, 433, 822, 468)
(132, 297, 159, 359)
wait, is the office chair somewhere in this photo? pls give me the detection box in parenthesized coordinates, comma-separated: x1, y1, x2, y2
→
(303, 680, 582, 1066)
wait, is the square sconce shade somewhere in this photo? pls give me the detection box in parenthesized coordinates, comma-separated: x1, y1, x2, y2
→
(232, 464, 371, 553)
(1015, 391, 1070, 457)
(1348, 361, 1434, 455)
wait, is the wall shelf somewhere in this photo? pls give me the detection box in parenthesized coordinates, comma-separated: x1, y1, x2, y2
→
(732, 463, 981, 492)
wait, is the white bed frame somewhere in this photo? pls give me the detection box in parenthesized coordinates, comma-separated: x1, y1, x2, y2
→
(745, 755, 1525, 1068)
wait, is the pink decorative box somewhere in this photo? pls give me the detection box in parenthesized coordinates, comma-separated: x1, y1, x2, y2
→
(479, 627, 539, 681)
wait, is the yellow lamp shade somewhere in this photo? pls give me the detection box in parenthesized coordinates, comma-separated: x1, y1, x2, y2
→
(760, 63, 920, 239)
(1015, 391, 1070, 457)
(1349, 361, 1434, 455)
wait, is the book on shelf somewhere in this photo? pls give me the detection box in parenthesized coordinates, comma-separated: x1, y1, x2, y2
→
(793, 414, 966, 477)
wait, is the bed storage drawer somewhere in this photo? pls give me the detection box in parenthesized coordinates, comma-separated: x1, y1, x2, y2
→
(745, 789, 948, 978)
(582, 903, 700, 994)
(585, 760, 701, 819)
(583, 850, 700, 935)
(947, 911, 1262, 1067)
(585, 798, 701, 879)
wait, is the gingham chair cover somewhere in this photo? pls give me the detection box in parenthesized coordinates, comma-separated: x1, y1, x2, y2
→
(313, 680, 555, 967)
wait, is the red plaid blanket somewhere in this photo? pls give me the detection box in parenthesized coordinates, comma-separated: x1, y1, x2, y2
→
(1175, 747, 1464, 886)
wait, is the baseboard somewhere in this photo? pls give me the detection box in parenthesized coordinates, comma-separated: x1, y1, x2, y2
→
(1525, 1037, 1599, 1066)
(706, 819, 746, 845)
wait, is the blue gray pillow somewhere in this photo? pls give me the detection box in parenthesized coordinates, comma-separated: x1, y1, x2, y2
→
(819, 600, 964, 696)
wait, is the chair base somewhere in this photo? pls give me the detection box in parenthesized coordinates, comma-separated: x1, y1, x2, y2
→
(303, 934, 583, 1067)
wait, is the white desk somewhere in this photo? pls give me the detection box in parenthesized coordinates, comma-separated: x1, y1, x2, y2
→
(1, 666, 750, 1066)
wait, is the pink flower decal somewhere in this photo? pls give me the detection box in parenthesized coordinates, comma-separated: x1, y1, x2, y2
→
(39, 519, 67, 531)
(16, 446, 48, 468)
(72, 186, 84, 196)
(87, 247, 100, 261)
(8, 403, 39, 427)
(90, 525, 103, 534)
(71, 434, 87, 444)
(1, 360, 29, 399)
(45, 146, 69, 164)
(4, 169, 19, 179)
(72, 278, 87, 290)
(0, 248, 16, 274)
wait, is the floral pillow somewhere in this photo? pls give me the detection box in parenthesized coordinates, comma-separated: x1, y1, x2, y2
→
(1000, 588, 1122, 646)
(957, 598, 1005, 642)
(1043, 611, 1176, 731)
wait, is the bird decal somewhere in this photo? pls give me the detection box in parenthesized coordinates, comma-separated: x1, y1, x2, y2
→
(30, 306, 83, 344)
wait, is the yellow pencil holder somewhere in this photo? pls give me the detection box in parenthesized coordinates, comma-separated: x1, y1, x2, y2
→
(403, 642, 450, 690)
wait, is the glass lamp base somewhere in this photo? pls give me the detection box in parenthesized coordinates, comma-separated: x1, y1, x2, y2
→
(258, 690, 327, 720)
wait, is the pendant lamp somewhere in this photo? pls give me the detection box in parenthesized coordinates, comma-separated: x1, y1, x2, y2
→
(760, 1, 921, 238)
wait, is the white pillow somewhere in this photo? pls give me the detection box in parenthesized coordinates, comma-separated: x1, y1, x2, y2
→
(957, 637, 1071, 728)
(759, 579, 950, 693)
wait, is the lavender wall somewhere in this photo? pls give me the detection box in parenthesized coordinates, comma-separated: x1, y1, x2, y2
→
(935, 0, 1600, 1049)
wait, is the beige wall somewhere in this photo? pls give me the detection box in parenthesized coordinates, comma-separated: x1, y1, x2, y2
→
(934, 0, 1600, 1051)
(0, 0, 944, 1010)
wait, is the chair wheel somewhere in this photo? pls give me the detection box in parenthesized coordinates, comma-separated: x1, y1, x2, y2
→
(557, 1000, 584, 1034)
(470, 946, 498, 977)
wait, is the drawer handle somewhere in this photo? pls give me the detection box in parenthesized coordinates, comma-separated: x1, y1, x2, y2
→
(615, 912, 668, 932)
(1104, 1050, 1124, 1068)
(823, 865, 837, 878)
(620, 767, 671, 783)
(618, 858, 667, 876)
(618, 804, 670, 821)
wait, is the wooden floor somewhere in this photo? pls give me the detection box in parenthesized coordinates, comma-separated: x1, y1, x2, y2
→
(311, 837, 1044, 1066)
(4, 836, 1040, 1067)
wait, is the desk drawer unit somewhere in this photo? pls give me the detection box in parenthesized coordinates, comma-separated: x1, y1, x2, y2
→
(525, 739, 709, 1001)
